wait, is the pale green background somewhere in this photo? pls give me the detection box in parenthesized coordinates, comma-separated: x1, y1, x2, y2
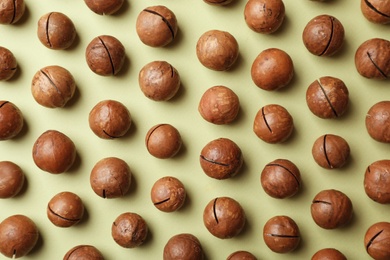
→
(1, 0, 390, 259)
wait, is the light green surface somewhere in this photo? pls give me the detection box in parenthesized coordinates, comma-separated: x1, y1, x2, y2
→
(1, 0, 390, 259)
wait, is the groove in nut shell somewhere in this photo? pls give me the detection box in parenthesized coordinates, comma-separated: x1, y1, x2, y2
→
(98, 37, 115, 75)
(266, 163, 301, 187)
(45, 13, 53, 48)
(143, 9, 175, 41)
(367, 51, 387, 78)
(366, 229, 384, 251)
(364, 0, 390, 18)
(213, 198, 219, 223)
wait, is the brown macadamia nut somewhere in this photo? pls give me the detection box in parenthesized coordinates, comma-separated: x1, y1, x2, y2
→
(151, 176, 186, 212)
(136, 5, 178, 47)
(86, 35, 125, 76)
(31, 65, 76, 108)
(366, 101, 390, 142)
(90, 157, 132, 199)
(355, 38, 390, 80)
(0, 215, 39, 258)
(253, 104, 294, 143)
(244, 0, 285, 34)
(364, 222, 390, 260)
(0, 0, 25, 24)
(139, 61, 180, 101)
(311, 189, 353, 229)
(302, 14, 344, 56)
(227, 250, 257, 260)
(84, 0, 123, 15)
(361, 0, 390, 24)
(198, 85, 240, 125)
(89, 100, 131, 139)
(196, 30, 239, 71)
(311, 134, 350, 169)
(261, 159, 301, 199)
(111, 212, 148, 248)
(203, 197, 246, 239)
(64, 245, 104, 260)
(32, 130, 76, 174)
(312, 248, 347, 260)
(0, 101, 23, 140)
(204, 0, 233, 5)
(0, 161, 24, 198)
(37, 12, 76, 50)
(0, 47, 17, 81)
(145, 124, 182, 159)
(306, 76, 349, 119)
(263, 215, 300, 253)
(47, 191, 84, 227)
(364, 160, 390, 204)
(251, 48, 294, 91)
(163, 233, 204, 260)
(200, 138, 243, 180)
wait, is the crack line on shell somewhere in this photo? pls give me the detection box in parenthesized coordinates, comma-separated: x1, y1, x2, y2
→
(0, 101, 9, 108)
(11, 0, 16, 24)
(48, 206, 81, 222)
(46, 13, 53, 48)
(154, 198, 170, 205)
(364, 0, 390, 18)
(320, 16, 334, 56)
(103, 130, 118, 139)
(323, 135, 333, 168)
(98, 37, 115, 75)
(146, 124, 167, 153)
(200, 155, 229, 167)
(367, 51, 387, 79)
(366, 229, 384, 252)
(262, 107, 272, 133)
(143, 9, 175, 40)
(312, 200, 331, 205)
(213, 198, 219, 224)
(266, 233, 300, 238)
(266, 163, 300, 187)
(40, 70, 61, 95)
(317, 79, 338, 117)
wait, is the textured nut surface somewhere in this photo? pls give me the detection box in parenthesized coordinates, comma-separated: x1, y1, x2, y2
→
(244, 0, 285, 34)
(139, 61, 180, 101)
(136, 5, 177, 47)
(306, 76, 349, 119)
(311, 134, 350, 169)
(84, 0, 124, 15)
(204, 0, 233, 5)
(0, 101, 23, 140)
(227, 250, 257, 260)
(200, 138, 243, 180)
(47, 191, 84, 227)
(198, 85, 240, 125)
(86, 35, 125, 76)
(196, 30, 239, 71)
(261, 159, 301, 199)
(355, 38, 390, 80)
(302, 14, 344, 56)
(311, 248, 347, 260)
(31, 65, 76, 108)
(251, 48, 294, 91)
(0, 215, 39, 258)
(90, 157, 132, 199)
(364, 222, 390, 260)
(203, 197, 245, 239)
(364, 160, 390, 204)
(37, 12, 76, 50)
(163, 233, 204, 260)
(0, 0, 25, 24)
(311, 189, 353, 229)
(263, 215, 300, 253)
(366, 101, 390, 143)
(253, 104, 294, 143)
(0, 46, 17, 81)
(361, 0, 390, 24)
(32, 130, 76, 174)
(151, 176, 186, 212)
(111, 212, 148, 248)
(63, 245, 104, 260)
(0, 161, 24, 198)
(145, 124, 182, 159)
(89, 100, 131, 139)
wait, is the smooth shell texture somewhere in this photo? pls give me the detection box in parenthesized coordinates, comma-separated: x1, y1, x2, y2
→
(0, 46, 17, 81)
(0, 161, 24, 198)
(244, 0, 285, 34)
(361, 0, 390, 24)
(366, 101, 390, 143)
(84, 0, 124, 15)
(145, 124, 182, 159)
(311, 134, 350, 169)
(63, 245, 104, 260)
(47, 191, 84, 227)
(0, 0, 25, 24)
(311, 248, 347, 260)
(364, 160, 390, 204)
(163, 233, 204, 260)
(151, 176, 186, 212)
(0, 101, 23, 140)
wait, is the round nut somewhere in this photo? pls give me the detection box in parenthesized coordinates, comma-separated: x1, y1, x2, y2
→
(227, 250, 257, 260)
(139, 61, 181, 101)
(364, 160, 390, 204)
(366, 101, 390, 143)
(200, 138, 243, 180)
(0, 101, 23, 140)
(198, 85, 240, 125)
(253, 104, 294, 143)
(311, 189, 353, 229)
(0, 161, 24, 198)
(302, 14, 344, 56)
(306, 76, 349, 119)
(0, 0, 25, 24)
(47, 191, 84, 227)
(111, 212, 148, 248)
(196, 30, 239, 71)
(151, 176, 186, 212)
(85, 35, 125, 76)
(84, 0, 124, 15)
(0, 47, 17, 81)
(136, 5, 178, 47)
(244, 0, 285, 34)
(204, 0, 233, 5)
(145, 124, 182, 159)
(163, 233, 204, 260)
(311, 134, 350, 169)
(364, 222, 390, 260)
(311, 248, 347, 260)
(37, 12, 76, 50)
(89, 100, 132, 139)
(64, 245, 104, 260)
(31, 65, 76, 108)
(32, 130, 76, 174)
(361, 0, 390, 24)
(251, 48, 294, 91)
